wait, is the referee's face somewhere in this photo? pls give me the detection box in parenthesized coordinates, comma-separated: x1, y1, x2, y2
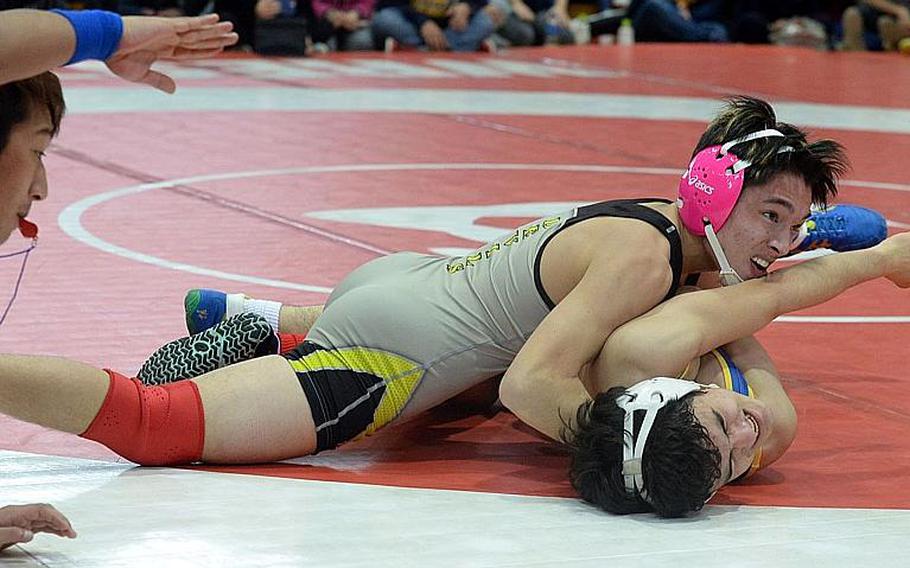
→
(0, 110, 51, 245)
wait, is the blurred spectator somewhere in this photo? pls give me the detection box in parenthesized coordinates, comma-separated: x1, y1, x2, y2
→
(585, 1, 630, 40)
(310, 0, 376, 50)
(372, 0, 505, 51)
(626, 0, 728, 43)
(725, 1, 857, 49)
(117, 0, 184, 17)
(495, 0, 573, 46)
(0, 0, 64, 8)
(842, 0, 910, 50)
(253, 0, 311, 55)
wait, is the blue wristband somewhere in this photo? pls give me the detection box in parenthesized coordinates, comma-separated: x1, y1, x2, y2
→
(51, 10, 124, 65)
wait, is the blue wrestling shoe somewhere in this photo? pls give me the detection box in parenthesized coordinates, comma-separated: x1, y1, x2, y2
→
(791, 204, 888, 253)
(184, 289, 247, 335)
(139, 313, 278, 385)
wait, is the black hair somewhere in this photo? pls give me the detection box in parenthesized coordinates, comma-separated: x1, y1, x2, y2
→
(563, 387, 721, 518)
(694, 96, 848, 208)
(0, 72, 66, 154)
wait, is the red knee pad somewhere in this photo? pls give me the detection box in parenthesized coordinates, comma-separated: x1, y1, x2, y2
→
(80, 370, 205, 466)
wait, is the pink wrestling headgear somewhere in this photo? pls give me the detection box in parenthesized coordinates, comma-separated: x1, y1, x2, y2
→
(677, 128, 793, 286)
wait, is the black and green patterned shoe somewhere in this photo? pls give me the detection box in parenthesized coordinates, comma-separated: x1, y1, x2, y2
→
(138, 313, 278, 385)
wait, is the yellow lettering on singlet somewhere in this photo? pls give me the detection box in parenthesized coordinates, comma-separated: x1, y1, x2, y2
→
(464, 253, 483, 267)
(541, 216, 561, 229)
(445, 215, 562, 275)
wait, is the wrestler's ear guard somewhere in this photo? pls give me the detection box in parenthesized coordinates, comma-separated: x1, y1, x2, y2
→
(617, 378, 714, 498)
(677, 128, 789, 236)
(677, 128, 795, 286)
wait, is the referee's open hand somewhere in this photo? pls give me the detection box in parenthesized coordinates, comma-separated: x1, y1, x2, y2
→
(106, 14, 239, 93)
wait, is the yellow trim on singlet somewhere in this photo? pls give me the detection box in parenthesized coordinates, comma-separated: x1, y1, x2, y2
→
(707, 349, 763, 476)
(708, 349, 754, 398)
(288, 346, 426, 435)
(289, 347, 419, 377)
(679, 361, 692, 380)
(748, 445, 763, 476)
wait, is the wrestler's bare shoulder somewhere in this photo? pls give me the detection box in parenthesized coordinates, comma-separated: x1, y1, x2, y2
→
(539, 208, 675, 304)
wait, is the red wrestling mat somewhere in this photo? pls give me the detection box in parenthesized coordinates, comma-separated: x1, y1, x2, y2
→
(1, 44, 908, 510)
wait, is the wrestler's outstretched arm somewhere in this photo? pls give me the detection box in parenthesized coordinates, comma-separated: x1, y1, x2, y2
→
(597, 232, 910, 385)
(0, 354, 317, 465)
(0, 9, 237, 90)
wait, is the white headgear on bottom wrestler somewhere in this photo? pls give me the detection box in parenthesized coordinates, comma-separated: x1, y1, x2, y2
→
(617, 378, 717, 500)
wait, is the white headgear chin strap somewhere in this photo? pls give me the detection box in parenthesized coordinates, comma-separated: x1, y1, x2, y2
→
(703, 222, 743, 287)
(705, 132, 796, 287)
(618, 378, 716, 501)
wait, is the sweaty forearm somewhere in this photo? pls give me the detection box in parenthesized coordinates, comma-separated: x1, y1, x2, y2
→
(767, 246, 885, 315)
(687, 246, 886, 351)
(688, 246, 886, 353)
(499, 373, 592, 442)
(0, 10, 75, 85)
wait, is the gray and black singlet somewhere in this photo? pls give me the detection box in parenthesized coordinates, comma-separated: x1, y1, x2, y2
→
(283, 199, 685, 451)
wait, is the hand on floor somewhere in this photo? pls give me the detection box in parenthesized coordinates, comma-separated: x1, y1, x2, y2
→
(0, 504, 77, 552)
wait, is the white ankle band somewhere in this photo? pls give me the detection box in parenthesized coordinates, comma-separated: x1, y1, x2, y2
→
(244, 299, 282, 331)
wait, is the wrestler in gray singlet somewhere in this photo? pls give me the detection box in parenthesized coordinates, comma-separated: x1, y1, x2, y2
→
(301, 199, 684, 430)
